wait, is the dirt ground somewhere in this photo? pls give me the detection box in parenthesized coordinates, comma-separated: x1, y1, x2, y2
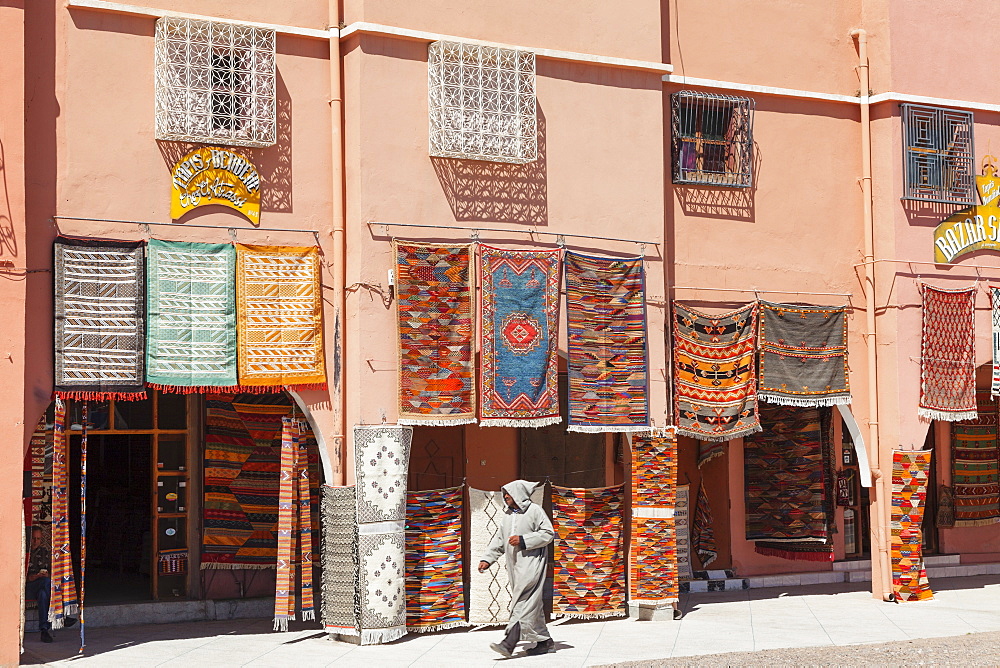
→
(596, 632, 1000, 667)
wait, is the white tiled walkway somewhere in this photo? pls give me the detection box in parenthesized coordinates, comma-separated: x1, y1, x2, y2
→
(21, 575, 1000, 667)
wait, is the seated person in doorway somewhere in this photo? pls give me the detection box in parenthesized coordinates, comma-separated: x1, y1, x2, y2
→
(26, 526, 75, 643)
(478, 480, 556, 658)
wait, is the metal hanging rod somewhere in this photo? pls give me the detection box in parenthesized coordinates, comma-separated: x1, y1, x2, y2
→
(367, 221, 659, 247)
(854, 258, 1000, 272)
(52, 215, 320, 235)
(672, 285, 853, 297)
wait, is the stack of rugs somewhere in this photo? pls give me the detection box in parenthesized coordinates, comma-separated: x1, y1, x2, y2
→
(53, 237, 326, 401)
(394, 242, 651, 432)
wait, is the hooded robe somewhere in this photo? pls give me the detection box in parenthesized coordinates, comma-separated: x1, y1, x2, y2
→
(480, 480, 554, 643)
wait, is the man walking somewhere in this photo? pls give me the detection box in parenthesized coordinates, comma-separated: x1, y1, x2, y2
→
(478, 480, 555, 658)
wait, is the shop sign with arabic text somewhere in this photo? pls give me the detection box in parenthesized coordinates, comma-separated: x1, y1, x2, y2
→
(171, 147, 261, 224)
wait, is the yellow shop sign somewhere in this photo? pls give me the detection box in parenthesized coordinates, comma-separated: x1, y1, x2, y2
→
(171, 147, 261, 224)
(932, 166, 1000, 263)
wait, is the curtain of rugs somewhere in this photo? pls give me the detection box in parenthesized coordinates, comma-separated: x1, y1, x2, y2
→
(950, 391, 1000, 526)
(393, 241, 651, 432)
(628, 431, 680, 607)
(744, 404, 834, 561)
(551, 484, 627, 619)
(53, 236, 327, 396)
(892, 450, 934, 601)
(201, 394, 320, 571)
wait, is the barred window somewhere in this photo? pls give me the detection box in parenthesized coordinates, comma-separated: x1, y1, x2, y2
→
(428, 40, 537, 164)
(155, 18, 276, 147)
(671, 91, 754, 188)
(902, 104, 975, 205)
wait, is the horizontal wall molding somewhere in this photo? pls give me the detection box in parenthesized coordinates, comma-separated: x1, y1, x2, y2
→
(665, 73, 1000, 114)
(67, 0, 331, 39)
(339, 21, 674, 75)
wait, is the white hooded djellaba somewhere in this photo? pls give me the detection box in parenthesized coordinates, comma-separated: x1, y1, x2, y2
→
(480, 480, 555, 643)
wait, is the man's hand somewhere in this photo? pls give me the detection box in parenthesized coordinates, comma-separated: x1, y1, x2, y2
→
(508, 535, 521, 547)
(478, 561, 490, 573)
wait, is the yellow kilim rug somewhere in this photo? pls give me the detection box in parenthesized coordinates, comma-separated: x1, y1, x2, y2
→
(236, 245, 326, 390)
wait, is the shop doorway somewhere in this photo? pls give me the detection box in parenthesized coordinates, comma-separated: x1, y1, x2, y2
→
(29, 391, 193, 605)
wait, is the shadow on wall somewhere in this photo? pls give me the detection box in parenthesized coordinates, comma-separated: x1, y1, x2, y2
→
(157, 71, 293, 215)
(902, 198, 967, 229)
(672, 139, 760, 223)
(0, 137, 17, 258)
(431, 105, 547, 226)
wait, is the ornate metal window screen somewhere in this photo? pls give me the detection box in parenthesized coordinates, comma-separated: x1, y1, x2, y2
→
(901, 104, 975, 205)
(155, 18, 276, 147)
(671, 91, 754, 188)
(428, 40, 537, 164)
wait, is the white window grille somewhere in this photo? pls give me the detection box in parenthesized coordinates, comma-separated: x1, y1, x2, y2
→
(155, 17, 276, 147)
(428, 40, 537, 164)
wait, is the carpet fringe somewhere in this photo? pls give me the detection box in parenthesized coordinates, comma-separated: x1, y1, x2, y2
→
(53, 390, 147, 401)
(678, 423, 762, 442)
(301, 610, 315, 622)
(406, 620, 468, 633)
(553, 610, 627, 620)
(200, 563, 276, 570)
(273, 616, 290, 632)
(479, 416, 562, 428)
(758, 393, 852, 408)
(628, 598, 678, 606)
(566, 425, 651, 433)
(953, 518, 1000, 527)
(696, 449, 725, 468)
(361, 626, 407, 645)
(918, 407, 978, 422)
(398, 417, 478, 427)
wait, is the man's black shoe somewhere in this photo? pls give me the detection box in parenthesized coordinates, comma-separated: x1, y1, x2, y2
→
(526, 638, 554, 656)
(40, 630, 53, 643)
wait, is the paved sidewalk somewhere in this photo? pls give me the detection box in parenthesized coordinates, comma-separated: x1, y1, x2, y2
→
(20, 575, 1000, 667)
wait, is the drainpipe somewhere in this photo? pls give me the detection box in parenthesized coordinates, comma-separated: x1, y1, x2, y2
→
(329, 2, 347, 485)
(851, 28, 892, 602)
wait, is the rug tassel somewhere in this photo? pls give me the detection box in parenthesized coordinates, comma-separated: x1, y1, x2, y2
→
(301, 610, 315, 622)
(398, 417, 478, 427)
(553, 610, 627, 620)
(918, 407, 978, 422)
(479, 416, 562, 428)
(757, 393, 853, 408)
(953, 518, 1000, 527)
(273, 617, 289, 632)
(678, 424, 763, 442)
(361, 626, 407, 645)
(566, 425, 653, 433)
(406, 621, 468, 633)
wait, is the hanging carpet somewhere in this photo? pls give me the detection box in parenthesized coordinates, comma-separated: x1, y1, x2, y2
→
(674, 485, 694, 580)
(49, 398, 79, 629)
(273, 417, 316, 630)
(744, 404, 833, 561)
(394, 241, 476, 426)
(320, 485, 360, 637)
(551, 484, 626, 619)
(479, 246, 561, 427)
(892, 450, 934, 601)
(693, 483, 717, 568)
(404, 486, 466, 632)
(146, 239, 237, 392)
(629, 431, 679, 606)
(467, 483, 545, 626)
(757, 301, 850, 407)
(201, 393, 319, 569)
(564, 251, 649, 433)
(353, 425, 412, 645)
(673, 302, 759, 442)
(918, 285, 977, 422)
(951, 391, 1000, 526)
(235, 245, 326, 391)
(697, 440, 725, 468)
(54, 237, 146, 400)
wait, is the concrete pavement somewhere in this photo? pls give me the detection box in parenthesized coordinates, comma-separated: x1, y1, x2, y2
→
(20, 574, 1000, 667)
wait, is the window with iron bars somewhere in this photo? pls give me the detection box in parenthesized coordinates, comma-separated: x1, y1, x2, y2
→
(154, 18, 276, 147)
(671, 91, 754, 188)
(901, 104, 975, 206)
